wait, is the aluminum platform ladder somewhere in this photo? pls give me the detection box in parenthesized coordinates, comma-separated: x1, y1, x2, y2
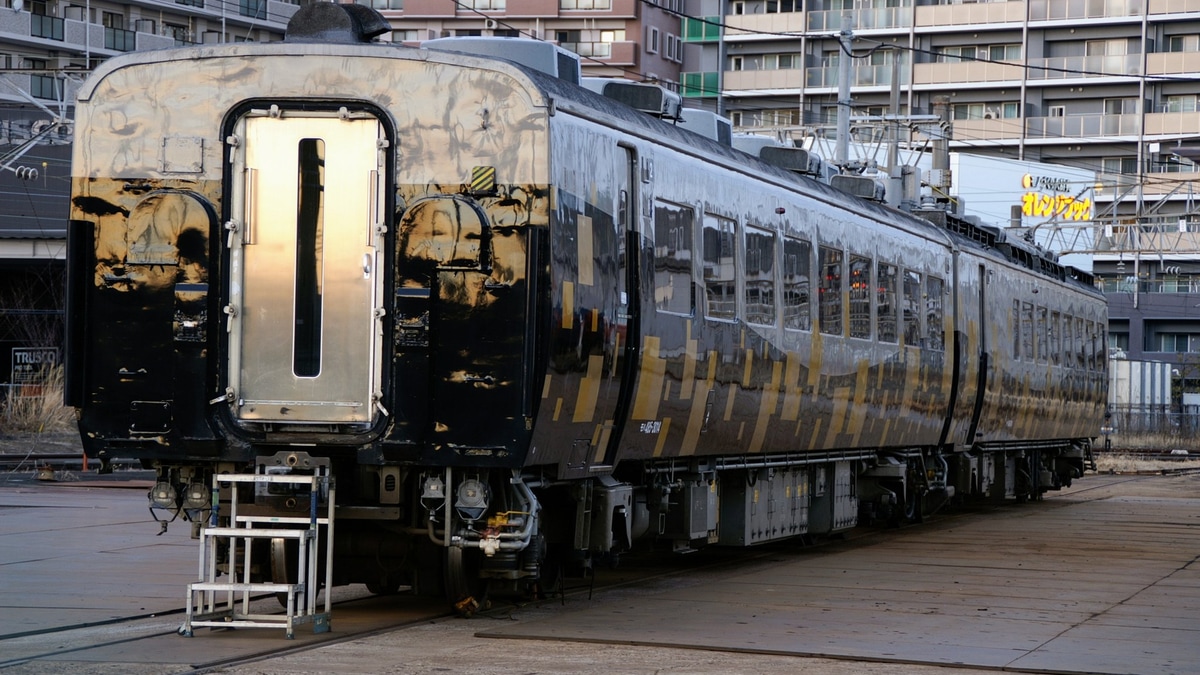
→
(182, 468, 335, 639)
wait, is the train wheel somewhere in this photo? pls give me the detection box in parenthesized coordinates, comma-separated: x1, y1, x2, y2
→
(444, 546, 488, 616)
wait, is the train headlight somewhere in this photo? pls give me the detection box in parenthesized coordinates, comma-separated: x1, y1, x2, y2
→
(454, 478, 491, 522)
(181, 483, 210, 511)
(149, 482, 178, 510)
(421, 475, 446, 514)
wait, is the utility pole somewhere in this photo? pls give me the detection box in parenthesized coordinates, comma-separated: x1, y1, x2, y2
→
(835, 23, 852, 169)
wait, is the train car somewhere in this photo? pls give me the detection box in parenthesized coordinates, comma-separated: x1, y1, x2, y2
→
(64, 3, 1106, 607)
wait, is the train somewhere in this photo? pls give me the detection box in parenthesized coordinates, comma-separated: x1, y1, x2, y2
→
(64, 3, 1107, 610)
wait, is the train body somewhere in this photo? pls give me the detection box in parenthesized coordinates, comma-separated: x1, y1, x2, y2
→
(65, 5, 1106, 602)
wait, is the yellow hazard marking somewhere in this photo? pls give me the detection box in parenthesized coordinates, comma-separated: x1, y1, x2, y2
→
(737, 421, 745, 441)
(593, 421, 613, 463)
(749, 360, 783, 453)
(553, 397, 563, 422)
(849, 359, 870, 446)
(542, 375, 552, 399)
(572, 354, 603, 423)
(561, 281, 574, 329)
(682, 352, 718, 456)
(680, 339, 697, 400)
(577, 215, 594, 286)
(825, 386, 851, 448)
(652, 417, 672, 458)
(724, 383, 738, 421)
(591, 308, 599, 332)
(781, 351, 802, 421)
(591, 423, 603, 447)
(470, 165, 495, 193)
(632, 335, 665, 420)
(809, 418, 823, 450)
(663, 379, 672, 402)
(742, 348, 754, 388)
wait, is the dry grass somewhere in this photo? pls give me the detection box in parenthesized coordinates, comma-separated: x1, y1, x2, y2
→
(2, 366, 75, 434)
(1093, 452, 1200, 474)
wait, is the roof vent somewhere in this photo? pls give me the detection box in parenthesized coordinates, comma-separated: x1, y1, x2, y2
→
(285, 3, 390, 43)
(831, 174, 886, 201)
(582, 78, 682, 120)
(676, 108, 732, 146)
(423, 37, 581, 85)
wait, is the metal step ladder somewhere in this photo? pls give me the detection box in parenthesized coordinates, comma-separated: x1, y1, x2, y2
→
(182, 464, 335, 639)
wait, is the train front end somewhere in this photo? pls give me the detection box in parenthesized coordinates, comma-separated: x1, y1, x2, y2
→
(65, 7, 553, 600)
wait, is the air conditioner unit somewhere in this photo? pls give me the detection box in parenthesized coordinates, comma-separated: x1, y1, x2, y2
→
(484, 19, 498, 30)
(983, 107, 998, 120)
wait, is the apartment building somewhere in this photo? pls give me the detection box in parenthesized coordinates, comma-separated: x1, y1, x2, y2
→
(361, 0, 685, 84)
(0, 0, 296, 383)
(684, 0, 1200, 389)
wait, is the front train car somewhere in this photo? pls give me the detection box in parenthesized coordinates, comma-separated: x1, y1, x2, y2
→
(65, 5, 556, 599)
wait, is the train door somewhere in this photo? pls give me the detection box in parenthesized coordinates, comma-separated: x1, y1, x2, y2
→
(595, 144, 642, 467)
(964, 263, 989, 446)
(225, 111, 386, 425)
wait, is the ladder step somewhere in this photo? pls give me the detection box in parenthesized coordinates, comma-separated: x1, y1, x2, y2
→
(189, 581, 304, 593)
(200, 527, 313, 539)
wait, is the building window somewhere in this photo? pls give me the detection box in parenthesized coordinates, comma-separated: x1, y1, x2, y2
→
(1102, 157, 1138, 174)
(1166, 95, 1198, 113)
(703, 214, 737, 320)
(647, 27, 660, 54)
(681, 71, 719, 98)
(1168, 35, 1200, 53)
(239, 0, 266, 19)
(683, 17, 720, 42)
(653, 201, 694, 316)
(560, 0, 612, 7)
(1108, 331, 1129, 352)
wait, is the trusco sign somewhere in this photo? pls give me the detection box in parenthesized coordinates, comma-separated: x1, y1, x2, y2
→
(1020, 173, 1092, 222)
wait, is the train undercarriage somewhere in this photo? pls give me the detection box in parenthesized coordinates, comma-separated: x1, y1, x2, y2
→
(148, 441, 1091, 612)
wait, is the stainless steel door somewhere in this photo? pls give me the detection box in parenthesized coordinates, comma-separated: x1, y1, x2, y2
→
(227, 112, 385, 425)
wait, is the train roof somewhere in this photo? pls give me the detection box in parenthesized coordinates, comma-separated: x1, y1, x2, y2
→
(76, 6, 1098, 299)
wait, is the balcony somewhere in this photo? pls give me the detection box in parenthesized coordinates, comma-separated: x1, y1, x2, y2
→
(724, 68, 803, 92)
(1026, 113, 1140, 139)
(950, 117, 1026, 141)
(805, 63, 908, 89)
(1028, 0, 1144, 21)
(912, 60, 1024, 86)
(806, 7, 912, 32)
(1149, 0, 1200, 13)
(1148, 51, 1200, 77)
(1144, 111, 1200, 136)
(30, 14, 64, 41)
(724, 12, 805, 39)
(914, 1, 1024, 28)
(1026, 53, 1142, 81)
(104, 27, 136, 52)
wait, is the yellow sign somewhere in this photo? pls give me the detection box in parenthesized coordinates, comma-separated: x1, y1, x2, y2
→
(1021, 192, 1092, 221)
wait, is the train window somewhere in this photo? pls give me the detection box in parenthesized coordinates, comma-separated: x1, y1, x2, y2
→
(876, 262, 898, 343)
(294, 138, 325, 378)
(702, 214, 737, 320)
(818, 246, 843, 336)
(1035, 306, 1048, 364)
(1012, 300, 1021, 359)
(926, 275, 944, 351)
(745, 226, 776, 326)
(1086, 320, 1097, 371)
(782, 236, 812, 331)
(1076, 317, 1086, 369)
(903, 269, 922, 347)
(1063, 314, 1074, 367)
(848, 255, 871, 339)
(1021, 302, 1034, 360)
(1050, 311, 1062, 366)
(653, 200, 695, 316)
